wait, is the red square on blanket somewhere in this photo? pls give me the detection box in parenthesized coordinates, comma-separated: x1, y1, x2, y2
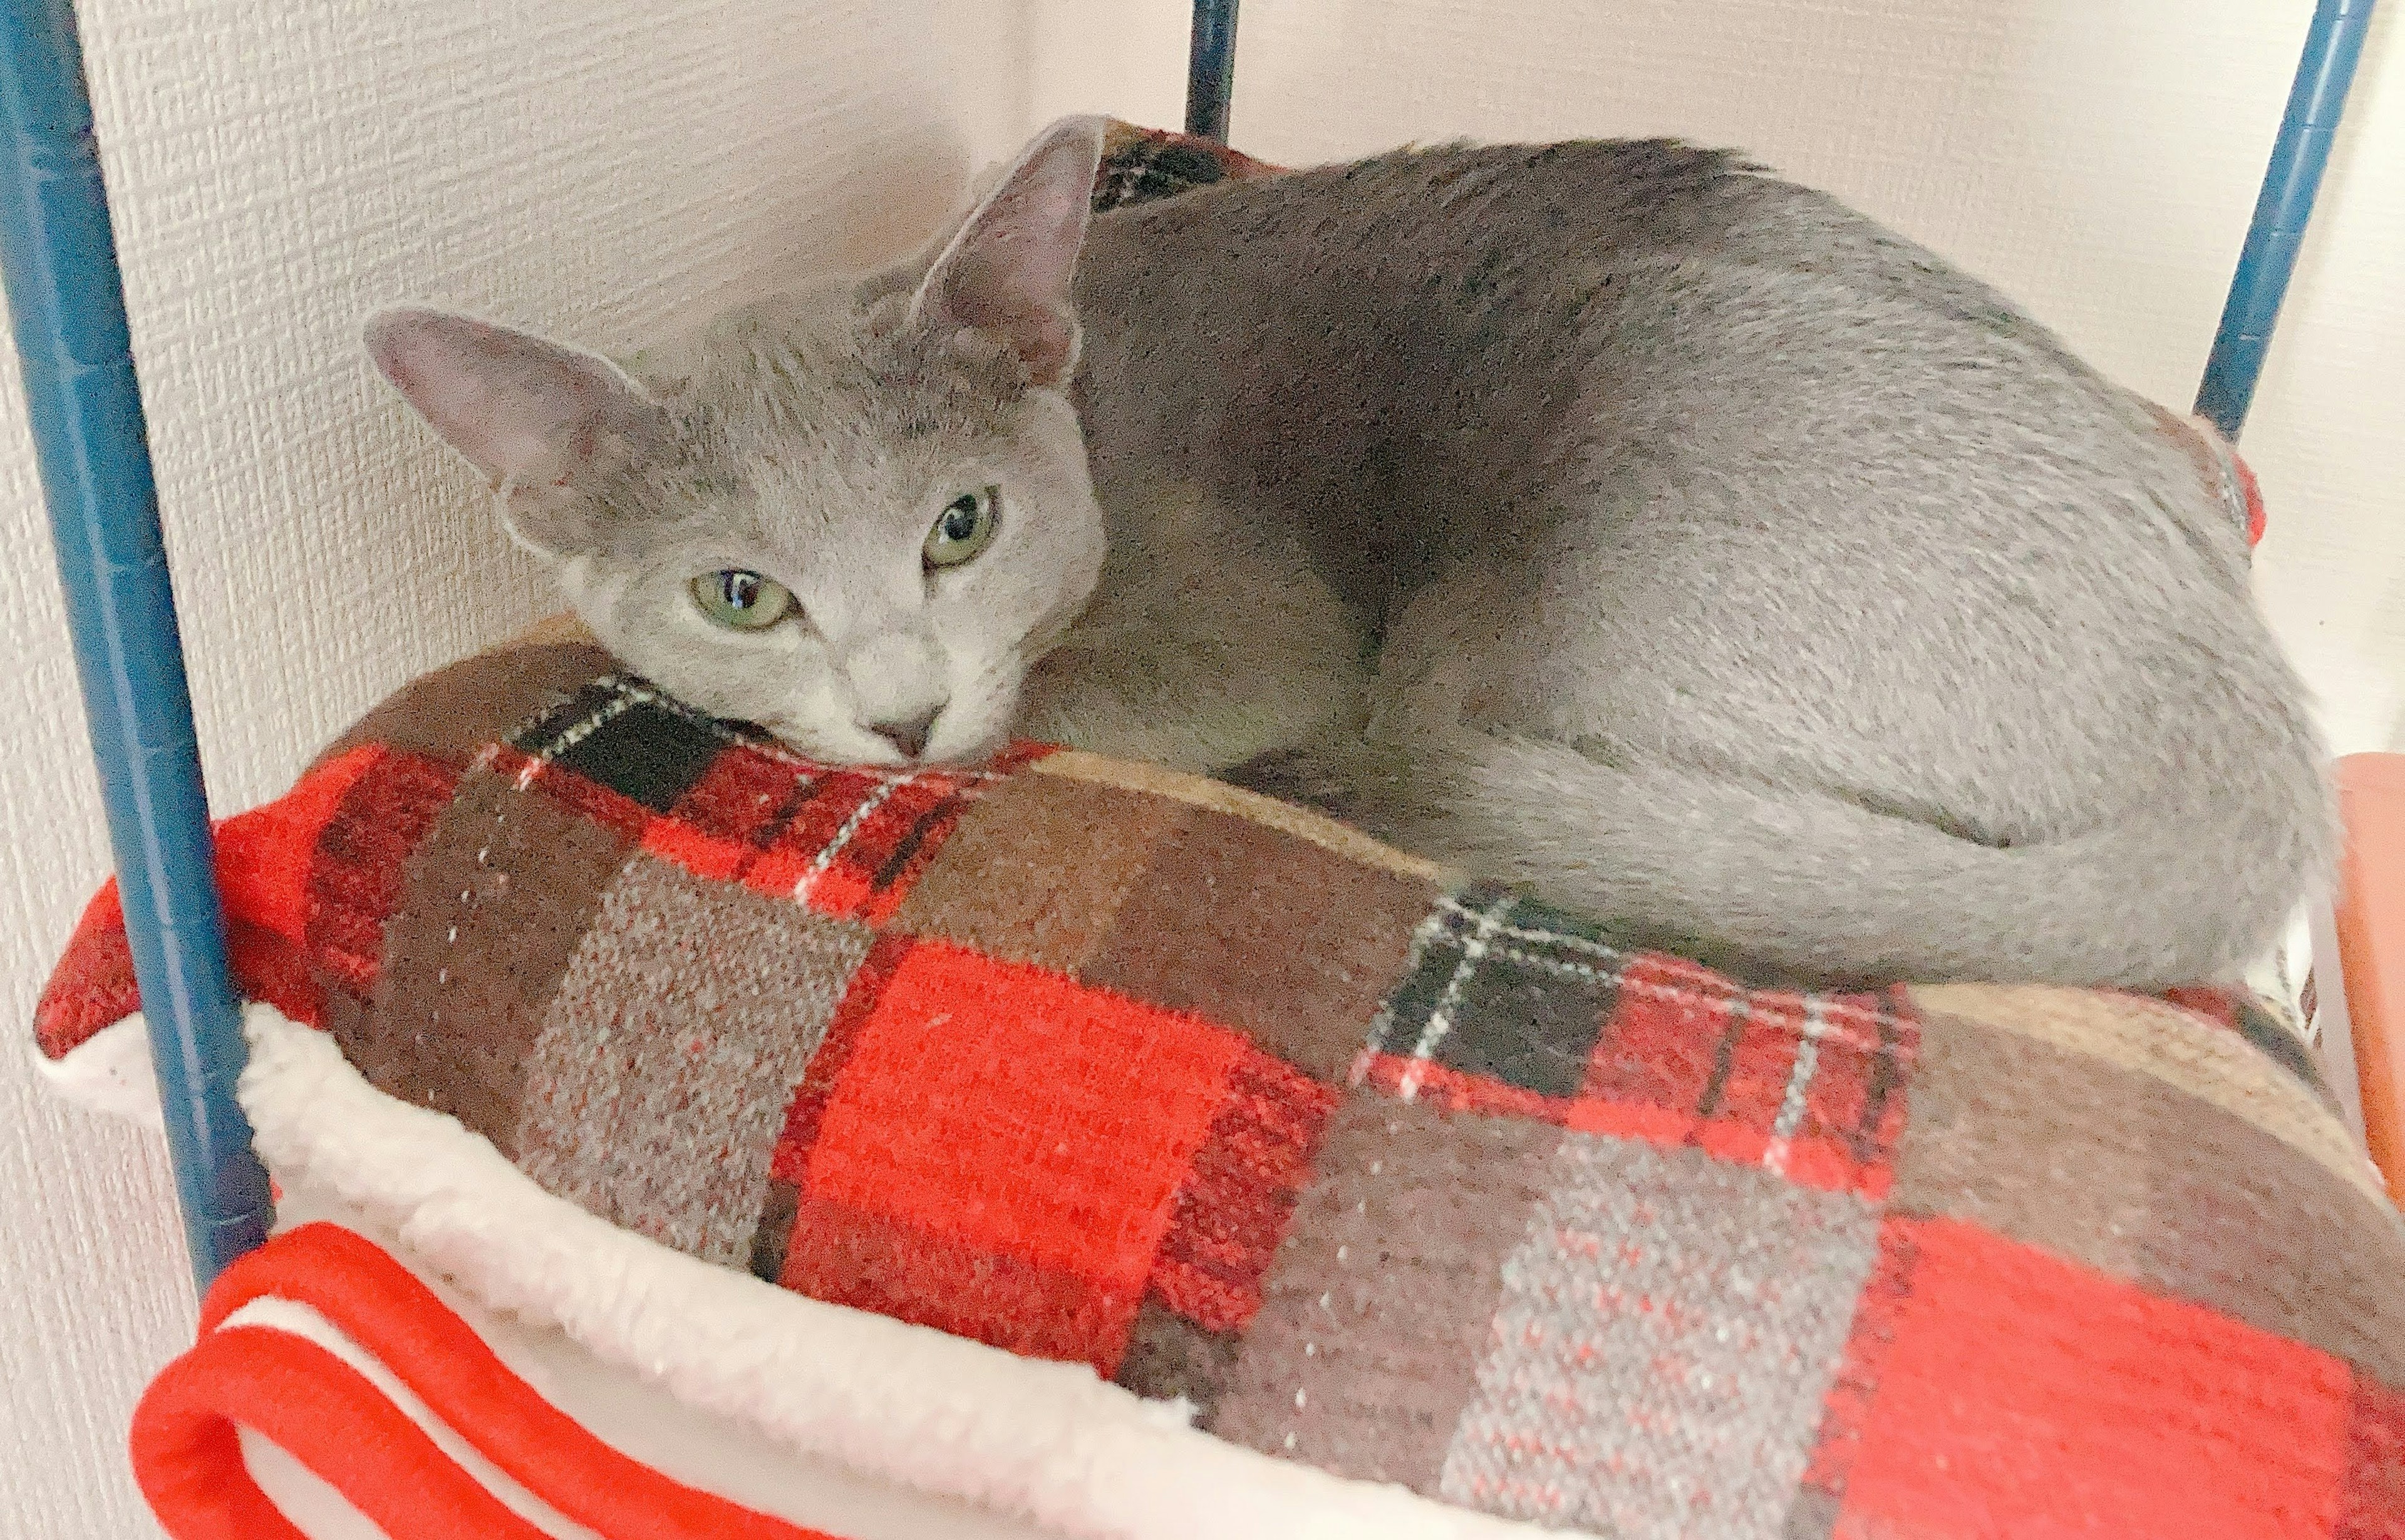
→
(738, 771, 981, 925)
(796, 942, 1246, 1365)
(2344, 1372, 2405, 1540)
(1581, 962, 1907, 1195)
(1829, 1217, 2354, 1540)
(305, 748, 462, 995)
(1149, 1049, 1337, 1334)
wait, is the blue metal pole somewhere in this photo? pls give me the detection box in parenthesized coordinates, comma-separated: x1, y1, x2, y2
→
(2195, 0, 2378, 437)
(0, 0, 270, 1292)
(1187, 0, 1239, 142)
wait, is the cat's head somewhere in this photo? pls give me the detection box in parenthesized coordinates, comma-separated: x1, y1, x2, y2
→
(365, 117, 1108, 767)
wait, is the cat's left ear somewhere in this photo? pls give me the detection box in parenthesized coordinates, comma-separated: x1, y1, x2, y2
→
(906, 115, 1105, 389)
(365, 307, 671, 556)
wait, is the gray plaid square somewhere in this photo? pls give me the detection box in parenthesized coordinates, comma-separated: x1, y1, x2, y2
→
(515, 854, 876, 1268)
(1438, 1134, 1881, 1537)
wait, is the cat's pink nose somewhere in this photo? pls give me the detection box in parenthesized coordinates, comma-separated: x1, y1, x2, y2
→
(867, 706, 941, 761)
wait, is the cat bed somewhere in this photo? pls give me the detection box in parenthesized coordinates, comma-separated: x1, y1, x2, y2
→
(34, 617, 2405, 1539)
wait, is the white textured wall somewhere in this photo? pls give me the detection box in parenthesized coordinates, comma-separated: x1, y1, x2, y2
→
(0, 2, 1027, 1531)
(8, 0, 2403, 1531)
(1032, 0, 2405, 755)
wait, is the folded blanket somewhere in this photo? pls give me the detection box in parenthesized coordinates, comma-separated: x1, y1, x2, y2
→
(38, 616, 2405, 1540)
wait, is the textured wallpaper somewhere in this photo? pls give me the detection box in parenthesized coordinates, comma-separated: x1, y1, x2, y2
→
(0, 1, 1027, 1531)
(6, 0, 2401, 1531)
(1030, 0, 2405, 755)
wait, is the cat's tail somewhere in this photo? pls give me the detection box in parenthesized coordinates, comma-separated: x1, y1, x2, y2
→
(1365, 728, 2335, 988)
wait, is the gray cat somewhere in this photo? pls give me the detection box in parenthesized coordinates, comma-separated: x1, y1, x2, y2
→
(366, 115, 2330, 988)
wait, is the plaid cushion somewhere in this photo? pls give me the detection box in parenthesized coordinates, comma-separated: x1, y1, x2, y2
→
(37, 128, 2384, 1536)
(39, 631, 2404, 1539)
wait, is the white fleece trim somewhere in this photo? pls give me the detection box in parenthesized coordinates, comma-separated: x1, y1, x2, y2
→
(36, 1015, 165, 1130)
(237, 1005, 1560, 1540)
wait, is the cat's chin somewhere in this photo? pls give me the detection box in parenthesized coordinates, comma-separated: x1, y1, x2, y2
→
(755, 720, 1014, 774)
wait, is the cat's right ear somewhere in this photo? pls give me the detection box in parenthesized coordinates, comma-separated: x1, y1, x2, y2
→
(365, 307, 668, 556)
(904, 115, 1106, 389)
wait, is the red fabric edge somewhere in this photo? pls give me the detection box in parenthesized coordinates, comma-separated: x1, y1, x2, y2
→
(36, 743, 387, 1059)
(177, 1222, 839, 1540)
(131, 1323, 550, 1540)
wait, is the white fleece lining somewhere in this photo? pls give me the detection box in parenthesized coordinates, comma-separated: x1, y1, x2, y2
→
(231, 1005, 1560, 1540)
(34, 1016, 165, 1130)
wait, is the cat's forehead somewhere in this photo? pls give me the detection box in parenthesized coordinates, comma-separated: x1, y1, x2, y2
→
(658, 290, 1021, 452)
(603, 287, 1036, 557)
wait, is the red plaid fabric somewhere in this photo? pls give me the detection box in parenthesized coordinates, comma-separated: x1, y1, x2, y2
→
(37, 639, 2402, 1540)
(1354, 895, 1913, 1196)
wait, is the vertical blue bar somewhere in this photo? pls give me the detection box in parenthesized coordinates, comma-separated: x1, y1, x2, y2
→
(2195, 0, 2378, 437)
(0, 0, 270, 1291)
(1187, 0, 1240, 142)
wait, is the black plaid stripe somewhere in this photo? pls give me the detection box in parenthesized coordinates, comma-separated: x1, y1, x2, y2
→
(507, 675, 756, 814)
(1368, 884, 1627, 1098)
(499, 674, 1010, 923)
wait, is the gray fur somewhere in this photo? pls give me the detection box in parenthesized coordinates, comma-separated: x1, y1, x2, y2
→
(370, 116, 2332, 988)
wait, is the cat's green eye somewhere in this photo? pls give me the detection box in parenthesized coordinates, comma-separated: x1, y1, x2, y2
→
(690, 569, 794, 630)
(924, 488, 999, 570)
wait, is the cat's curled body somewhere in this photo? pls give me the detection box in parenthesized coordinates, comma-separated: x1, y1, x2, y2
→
(370, 117, 2330, 988)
